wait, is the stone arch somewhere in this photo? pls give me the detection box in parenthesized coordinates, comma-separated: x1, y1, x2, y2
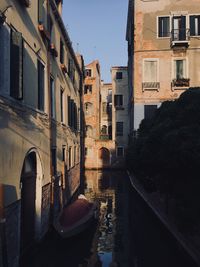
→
(20, 148, 43, 254)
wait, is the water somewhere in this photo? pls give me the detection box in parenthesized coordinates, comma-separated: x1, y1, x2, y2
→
(21, 170, 198, 267)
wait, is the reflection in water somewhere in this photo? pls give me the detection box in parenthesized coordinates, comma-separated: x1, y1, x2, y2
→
(21, 170, 197, 267)
(83, 170, 130, 267)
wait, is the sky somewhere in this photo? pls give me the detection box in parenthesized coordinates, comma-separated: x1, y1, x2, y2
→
(62, 0, 128, 83)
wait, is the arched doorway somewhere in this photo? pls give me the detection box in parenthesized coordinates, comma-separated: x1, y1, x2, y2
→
(99, 147, 110, 167)
(20, 151, 37, 255)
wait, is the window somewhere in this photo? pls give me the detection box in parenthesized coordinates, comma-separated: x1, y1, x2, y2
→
(116, 72, 123, 79)
(60, 88, 64, 122)
(74, 146, 76, 165)
(116, 122, 123, 136)
(86, 125, 93, 137)
(174, 59, 186, 79)
(114, 95, 123, 107)
(84, 85, 92, 94)
(51, 148, 57, 175)
(143, 60, 158, 82)
(85, 69, 92, 77)
(69, 147, 72, 168)
(60, 39, 64, 64)
(85, 102, 93, 115)
(102, 102, 107, 115)
(10, 30, 23, 99)
(144, 105, 157, 120)
(62, 146, 66, 162)
(50, 77, 55, 118)
(190, 15, 200, 36)
(38, 0, 45, 24)
(158, 16, 170, 37)
(101, 125, 107, 134)
(38, 60, 45, 111)
(172, 16, 186, 41)
(117, 147, 124, 157)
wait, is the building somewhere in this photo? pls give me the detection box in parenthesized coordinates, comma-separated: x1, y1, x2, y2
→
(100, 82, 112, 140)
(111, 67, 129, 167)
(0, 1, 84, 266)
(83, 61, 115, 169)
(126, 0, 200, 134)
(83, 61, 129, 169)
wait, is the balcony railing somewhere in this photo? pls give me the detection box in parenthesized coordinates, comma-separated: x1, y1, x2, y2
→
(100, 134, 109, 140)
(172, 78, 190, 88)
(142, 82, 160, 91)
(171, 29, 190, 47)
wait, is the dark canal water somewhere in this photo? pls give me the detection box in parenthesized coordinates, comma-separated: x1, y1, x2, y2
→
(21, 170, 198, 267)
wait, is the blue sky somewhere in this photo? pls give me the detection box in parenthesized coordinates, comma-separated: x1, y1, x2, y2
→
(62, 0, 128, 83)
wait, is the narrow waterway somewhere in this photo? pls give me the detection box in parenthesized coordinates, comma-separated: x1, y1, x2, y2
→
(21, 170, 198, 267)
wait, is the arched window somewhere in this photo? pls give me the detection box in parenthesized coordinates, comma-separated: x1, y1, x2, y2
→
(85, 125, 93, 137)
(101, 125, 107, 134)
(84, 102, 93, 115)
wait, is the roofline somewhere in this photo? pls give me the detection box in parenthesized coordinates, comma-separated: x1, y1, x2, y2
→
(111, 66, 128, 70)
(50, 0, 82, 75)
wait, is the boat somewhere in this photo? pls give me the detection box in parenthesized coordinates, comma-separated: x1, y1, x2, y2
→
(53, 195, 98, 238)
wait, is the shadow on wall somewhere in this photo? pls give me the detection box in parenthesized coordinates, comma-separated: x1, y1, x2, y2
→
(3, 184, 18, 206)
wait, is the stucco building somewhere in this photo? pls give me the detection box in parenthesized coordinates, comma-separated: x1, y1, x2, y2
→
(126, 0, 200, 134)
(83, 61, 129, 169)
(111, 67, 129, 167)
(0, 1, 84, 266)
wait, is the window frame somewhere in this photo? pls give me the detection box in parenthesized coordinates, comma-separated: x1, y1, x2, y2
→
(172, 57, 188, 80)
(157, 15, 171, 39)
(189, 14, 200, 37)
(142, 58, 159, 83)
(116, 122, 123, 137)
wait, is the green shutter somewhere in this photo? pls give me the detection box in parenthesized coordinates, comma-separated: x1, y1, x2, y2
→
(10, 30, 23, 99)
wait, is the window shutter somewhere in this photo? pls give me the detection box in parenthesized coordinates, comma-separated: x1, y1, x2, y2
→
(10, 30, 23, 99)
(114, 95, 117, 106)
(158, 17, 162, 37)
(68, 96, 71, 126)
(38, 0, 44, 24)
(38, 60, 44, 111)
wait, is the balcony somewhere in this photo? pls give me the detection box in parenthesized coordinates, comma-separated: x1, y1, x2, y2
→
(171, 29, 190, 48)
(100, 134, 109, 140)
(142, 82, 160, 92)
(172, 78, 190, 89)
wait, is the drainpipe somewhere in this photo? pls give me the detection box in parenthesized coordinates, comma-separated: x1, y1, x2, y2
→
(0, 184, 8, 267)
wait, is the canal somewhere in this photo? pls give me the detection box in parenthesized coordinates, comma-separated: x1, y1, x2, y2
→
(21, 170, 198, 267)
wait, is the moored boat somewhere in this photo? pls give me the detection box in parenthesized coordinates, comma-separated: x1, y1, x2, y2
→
(53, 195, 98, 238)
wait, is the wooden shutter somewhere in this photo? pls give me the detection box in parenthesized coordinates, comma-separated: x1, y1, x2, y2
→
(68, 96, 71, 126)
(38, 0, 44, 23)
(10, 30, 23, 99)
(38, 60, 44, 111)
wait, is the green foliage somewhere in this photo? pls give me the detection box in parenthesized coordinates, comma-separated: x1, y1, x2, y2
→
(126, 88, 200, 227)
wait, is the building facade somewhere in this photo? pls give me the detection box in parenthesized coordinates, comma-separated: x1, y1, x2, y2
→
(111, 67, 129, 167)
(83, 61, 129, 169)
(0, 1, 83, 266)
(126, 0, 200, 133)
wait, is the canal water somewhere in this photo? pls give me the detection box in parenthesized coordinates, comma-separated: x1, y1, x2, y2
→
(21, 170, 198, 267)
